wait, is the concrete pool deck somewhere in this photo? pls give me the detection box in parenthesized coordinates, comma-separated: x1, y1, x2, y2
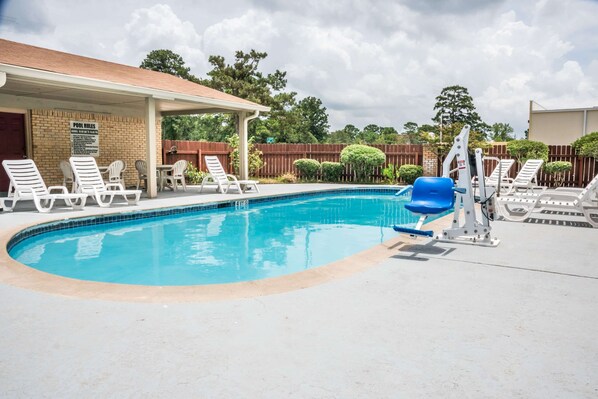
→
(0, 184, 597, 398)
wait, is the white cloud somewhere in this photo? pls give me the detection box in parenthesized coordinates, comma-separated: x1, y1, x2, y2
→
(114, 4, 206, 72)
(0, 0, 54, 34)
(202, 10, 278, 59)
(1, 0, 597, 136)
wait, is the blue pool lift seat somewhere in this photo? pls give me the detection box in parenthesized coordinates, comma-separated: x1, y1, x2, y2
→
(404, 177, 457, 215)
(393, 177, 459, 237)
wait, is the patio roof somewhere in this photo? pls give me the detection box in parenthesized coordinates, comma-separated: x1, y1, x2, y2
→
(0, 38, 270, 115)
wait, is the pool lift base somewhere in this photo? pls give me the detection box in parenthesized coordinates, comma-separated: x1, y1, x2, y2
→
(434, 233, 500, 247)
(393, 125, 500, 247)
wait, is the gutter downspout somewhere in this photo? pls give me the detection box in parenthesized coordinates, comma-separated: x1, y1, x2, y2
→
(238, 110, 260, 180)
(583, 109, 588, 137)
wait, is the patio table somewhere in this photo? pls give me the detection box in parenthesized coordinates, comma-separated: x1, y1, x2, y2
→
(157, 164, 174, 191)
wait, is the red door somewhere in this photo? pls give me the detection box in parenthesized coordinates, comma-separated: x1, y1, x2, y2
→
(0, 112, 27, 192)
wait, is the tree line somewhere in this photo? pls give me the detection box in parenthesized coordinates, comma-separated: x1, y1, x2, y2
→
(141, 50, 517, 144)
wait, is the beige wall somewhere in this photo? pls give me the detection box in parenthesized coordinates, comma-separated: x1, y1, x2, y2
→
(587, 109, 598, 133)
(529, 109, 598, 145)
(31, 109, 162, 187)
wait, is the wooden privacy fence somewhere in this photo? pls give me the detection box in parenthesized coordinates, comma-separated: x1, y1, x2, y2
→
(255, 143, 422, 181)
(163, 140, 423, 182)
(163, 140, 230, 175)
(163, 140, 597, 187)
(483, 144, 597, 188)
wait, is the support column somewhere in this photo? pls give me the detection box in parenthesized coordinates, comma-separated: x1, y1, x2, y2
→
(145, 97, 157, 198)
(237, 111, 249, 180)
(422, 145, 438, 177)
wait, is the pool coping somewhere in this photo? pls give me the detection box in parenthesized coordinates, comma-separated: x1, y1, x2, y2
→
(0, 187, 451, 303)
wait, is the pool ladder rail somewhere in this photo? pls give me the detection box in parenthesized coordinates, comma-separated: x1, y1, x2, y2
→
(234, 200, 249, 210)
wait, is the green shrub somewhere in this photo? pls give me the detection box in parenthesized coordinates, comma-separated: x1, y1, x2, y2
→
(277, 172, 298, 183)
(382, 164, 400, 184)
(581, 141, 598, 159)
(321, 161, 344, 182)
(506, 140, 549, 165)
(572, 132, 598, 159)
(543, 161, 572, 174)
(293, 158, 321, 180)
(398, 164, 423, 185)
(572, 131, 598, 151)
(227, 135, 265, 176)
(340, 144, 386, 182)
(544, 161, 572, 187)
(185, 162, 207, 184)
(253, 177, 278, 184)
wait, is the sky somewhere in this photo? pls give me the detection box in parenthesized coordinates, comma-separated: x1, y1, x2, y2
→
(1, 0, 597, 137)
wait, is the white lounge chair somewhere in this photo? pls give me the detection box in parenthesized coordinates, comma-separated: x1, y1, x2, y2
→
(476, 159, 515, 190)
(199, 156, 259, 194)
(1, 159, 87, 213)
(552, 184, 598, 204)
(503, 159, 544, 195)
(70, 156, 141, 207)
(497, 173, 598, 227)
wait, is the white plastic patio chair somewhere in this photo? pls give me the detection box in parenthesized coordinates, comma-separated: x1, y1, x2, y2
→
(59, 160, 76, 193)
(134, 160, 153, 191)
(105, 160, 126, 187)
(496, 173, 598, 227)
(199, 156, 260, 194)
(162, 159, 188, 191)
(134, 160, 147, 190)
(70, 156, 141, 207)
(503, 159, 544, 195)
(0, 159, 87, 213)
(480, 159, 515, 190)
(134, 160, 161, 191)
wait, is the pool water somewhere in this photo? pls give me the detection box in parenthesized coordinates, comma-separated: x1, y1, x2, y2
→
(9, 192, 445, 286)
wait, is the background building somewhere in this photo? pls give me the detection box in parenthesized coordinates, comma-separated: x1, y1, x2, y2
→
(528, 101, 598, 145)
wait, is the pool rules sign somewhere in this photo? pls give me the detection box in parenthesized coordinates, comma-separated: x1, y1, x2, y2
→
(70, 121, 99, 156)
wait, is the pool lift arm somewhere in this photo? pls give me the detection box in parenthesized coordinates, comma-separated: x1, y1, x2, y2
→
(394, 125, 500, 247)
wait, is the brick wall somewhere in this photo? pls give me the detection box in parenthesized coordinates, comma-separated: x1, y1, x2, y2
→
(422, 145, 438, 176)
(31, 109, 162, 188)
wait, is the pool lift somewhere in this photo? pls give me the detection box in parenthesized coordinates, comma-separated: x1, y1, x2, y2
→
(393, 125, 500, 247)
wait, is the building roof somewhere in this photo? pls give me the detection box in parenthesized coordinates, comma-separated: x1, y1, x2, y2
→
(0, 38, 268, 113)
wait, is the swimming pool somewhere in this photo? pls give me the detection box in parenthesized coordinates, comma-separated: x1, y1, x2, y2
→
(8, 190, 445, 286)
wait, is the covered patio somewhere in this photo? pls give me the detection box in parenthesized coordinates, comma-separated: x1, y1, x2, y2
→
(0, 38, 269, 197)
